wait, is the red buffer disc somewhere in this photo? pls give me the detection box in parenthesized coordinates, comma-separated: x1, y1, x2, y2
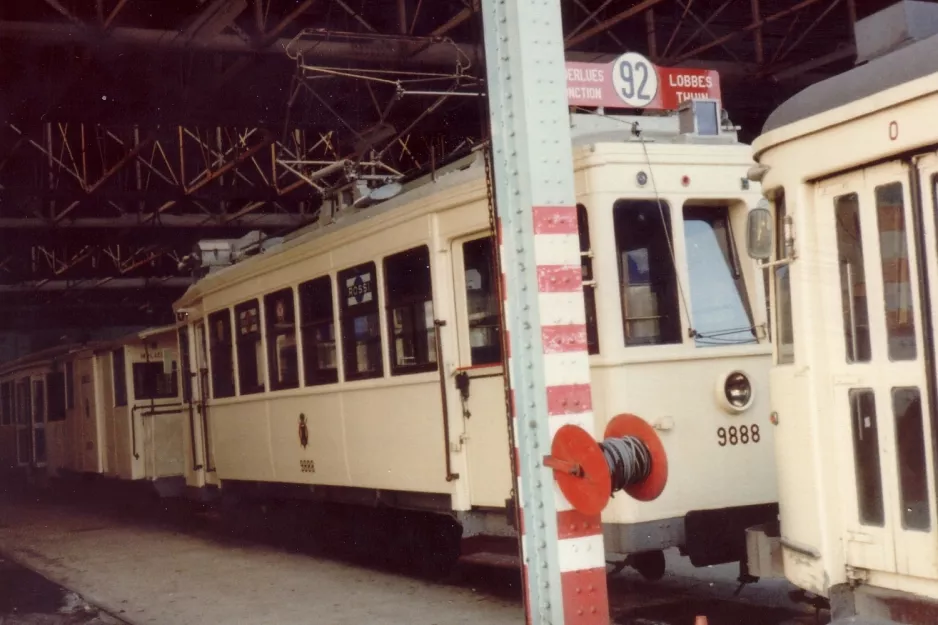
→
(604, 413, 668, 502)
(549, 424, 611, 516)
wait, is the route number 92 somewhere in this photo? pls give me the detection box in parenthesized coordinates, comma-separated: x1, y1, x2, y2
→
(717, 425, 760, 446)
(612, 52, 659, 109)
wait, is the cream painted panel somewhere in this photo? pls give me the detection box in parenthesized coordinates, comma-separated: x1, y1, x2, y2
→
(45, 421, 67, 474)
(267, 393, 350, 486)
(342, 376, 450, 494)
(211, 400, 274, 481)
(594, 352, 775, 525)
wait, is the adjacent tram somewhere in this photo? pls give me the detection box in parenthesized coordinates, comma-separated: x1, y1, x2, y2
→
(744, 2, 938, 622)
(171, 58, 778, 578)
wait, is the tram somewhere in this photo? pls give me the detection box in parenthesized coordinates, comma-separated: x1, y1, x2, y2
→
(170, 56, 777, 578)
(743, 2, 938, 622)
(0, 326, 186, 494)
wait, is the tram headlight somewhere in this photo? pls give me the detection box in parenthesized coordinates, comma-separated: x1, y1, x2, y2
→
(717, 370, 754, 412)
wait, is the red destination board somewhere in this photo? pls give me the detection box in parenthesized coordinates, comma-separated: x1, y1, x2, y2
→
(566, 52, 721, 111)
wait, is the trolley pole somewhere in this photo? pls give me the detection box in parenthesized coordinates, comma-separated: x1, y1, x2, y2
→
(480, 0, 611, 623)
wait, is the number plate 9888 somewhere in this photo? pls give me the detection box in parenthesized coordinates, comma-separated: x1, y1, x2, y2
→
(717, 425, 760, 446)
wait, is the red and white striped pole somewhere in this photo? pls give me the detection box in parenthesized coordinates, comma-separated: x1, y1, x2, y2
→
(480, 0, 611, 622)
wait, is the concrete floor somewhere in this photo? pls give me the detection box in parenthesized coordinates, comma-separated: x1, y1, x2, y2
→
(0, 488, 823, 625)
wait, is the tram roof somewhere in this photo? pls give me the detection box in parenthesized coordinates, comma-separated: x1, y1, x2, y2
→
(762, 32, 938, 134)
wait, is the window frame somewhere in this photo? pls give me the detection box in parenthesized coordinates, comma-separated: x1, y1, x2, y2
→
(576, 204, 600, 355)
(208, 308, 236, 399)
(613, 198, 683, 347)
(338, 261, 384, 382)
(46, 370, 67, 422)
(264, 287, 300, 391)
(772, 188, 796, 365)
(299, 275, 340, 386)
(234, 298, 266, 395)
(132, 361, 179, 401)
(383, 245, 438, 376)
(0, 381, 12, 426)
(681, 202, 757, 347)
(112, 348, 127, 407)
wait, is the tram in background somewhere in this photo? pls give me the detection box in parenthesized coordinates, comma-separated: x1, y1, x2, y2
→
(744, 2, 938, 623)
(170, 54, 778, 579)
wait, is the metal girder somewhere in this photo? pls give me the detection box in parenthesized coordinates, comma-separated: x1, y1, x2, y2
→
(0, 215, 310, 228)
(482, 0, 608, 623)
(0, 277, 191, 292)
(0, 22, 473, 67)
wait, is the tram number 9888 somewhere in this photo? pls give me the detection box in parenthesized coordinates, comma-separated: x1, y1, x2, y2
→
(717, 425, 760, 446)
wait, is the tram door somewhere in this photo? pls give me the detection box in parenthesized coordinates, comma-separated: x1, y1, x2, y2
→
(452, 233, 513, 508)
(816, 160, 938, 581)
(31, 378, 46, 466)
(193, 321, 215, 473)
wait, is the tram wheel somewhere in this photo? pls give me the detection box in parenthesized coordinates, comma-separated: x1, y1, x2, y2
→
(631, 550, 666, 581)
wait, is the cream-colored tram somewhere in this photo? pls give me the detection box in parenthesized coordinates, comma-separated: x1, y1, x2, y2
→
(172, 87, 776, 578)
(0, 326, 187, 497)
(743, 2, 938, 622)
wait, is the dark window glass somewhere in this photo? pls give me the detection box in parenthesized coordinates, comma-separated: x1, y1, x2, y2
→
(893, 387, 930, 530)
(835, 193, 872, 363)
(850, 388, 885, 527)
(774, 189, 795, 364)
(577, 204, 600, 354)
(264, 288, 299, 391)
(462, 237, 502, 366)
(683, 204, 755, 346)
(299, 276, 339, 386)
(132, 362, 179, 400)
(613, 199, 681, 346)
(112, 348, 127, 407)
(46, 372, 66, 422)
(32, 379, 45, 464)
(339, 262, 383, 380)
(65, 360, 74, 410)
(235, 299, 265, 395)
(384, 246, 437, 375)
(875, 182, 916, 361)
(0, 382, 11, 426)
(16, 378, 29, 426)
(208, 309, 235, 398)
(178, 327, 192, 403)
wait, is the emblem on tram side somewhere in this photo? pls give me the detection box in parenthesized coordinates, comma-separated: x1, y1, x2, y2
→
(298, 413, 309, 449)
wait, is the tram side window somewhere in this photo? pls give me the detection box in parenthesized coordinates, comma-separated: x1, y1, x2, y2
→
(16, 378, 29, 425)
(33, 379, 45, 464)
(683, 204, 755, 346)
(893, 387, 931, 530)
(46, 372, 66, 422)
(299, 276, 339, 386)
(0, 382, 11, 425)
(112, 348, 127, 407)
(178, 328, 192, 403)
(849, 388, 885, 527)
(132, 362, 178, 400)
(339, 262, 383, 381)
(235, 299, 266, 395)
(65, 360, 74, 410)
(613, 199, 681, 346)
(264, 288, 299, 391)
(463, 237, 502, 365)
(773, 189, 795, 364)
(208, 309, 235, 398)
(385, 246, 437, 375)
(834, 193, 872, 363)
(875, 182, 917, 361)
(577, 204, 600, 354)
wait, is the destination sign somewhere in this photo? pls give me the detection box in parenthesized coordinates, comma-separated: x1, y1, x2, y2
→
(565, 52, 721, 111)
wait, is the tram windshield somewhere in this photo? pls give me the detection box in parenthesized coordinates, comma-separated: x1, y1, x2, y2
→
(684, 203, 756, 346)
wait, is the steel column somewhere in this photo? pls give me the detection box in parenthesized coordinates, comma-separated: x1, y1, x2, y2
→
(480, 0, 609, 624)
